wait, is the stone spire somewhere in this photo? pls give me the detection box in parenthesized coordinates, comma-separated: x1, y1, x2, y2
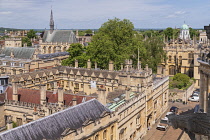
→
(50, 9, 54, 34)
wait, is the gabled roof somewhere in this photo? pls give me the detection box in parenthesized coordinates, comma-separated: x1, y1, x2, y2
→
(0, 47, 36, 59)
(0, 99, 111, 140)
(42, 30, 78, 43)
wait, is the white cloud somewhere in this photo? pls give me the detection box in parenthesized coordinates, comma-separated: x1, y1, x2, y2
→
(0, 11, 12, 15)
(166, 11, 186, 18)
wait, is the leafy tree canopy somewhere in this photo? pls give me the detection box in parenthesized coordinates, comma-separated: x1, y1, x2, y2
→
(86, 18, 135, 69)
(62, 18, 166, 72)
(22, 37, 31, 47)
(85, 29, 92, 34)
(61, 43, 89, 67)
(170, 73, 192, 89)
(189, 28, 199, 39)
(27, 29, 36, 39)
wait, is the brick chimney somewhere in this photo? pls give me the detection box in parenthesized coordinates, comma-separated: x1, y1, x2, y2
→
(109, 60, 114, 71)
(40, 84, 46, 105)
(12, 82, 18, 101)
(58, 87, 64, 106)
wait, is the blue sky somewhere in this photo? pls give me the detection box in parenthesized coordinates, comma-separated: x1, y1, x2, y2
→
(0, 0, 210, 29)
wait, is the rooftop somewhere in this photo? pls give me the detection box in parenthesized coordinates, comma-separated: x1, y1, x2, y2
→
(0, 99, 111, 140)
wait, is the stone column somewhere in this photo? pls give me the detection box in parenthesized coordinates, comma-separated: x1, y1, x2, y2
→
(208, 76, 210, 116)
(204, 74, 209, 113)
(200, 72, 205, 111)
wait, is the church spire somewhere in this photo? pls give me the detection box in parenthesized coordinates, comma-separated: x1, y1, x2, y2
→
(50, 9, 54, 34)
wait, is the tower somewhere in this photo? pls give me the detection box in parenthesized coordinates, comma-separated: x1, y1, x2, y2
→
(50, 9, 54, 34)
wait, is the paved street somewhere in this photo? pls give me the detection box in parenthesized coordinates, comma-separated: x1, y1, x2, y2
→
(142, 101, 198, 140)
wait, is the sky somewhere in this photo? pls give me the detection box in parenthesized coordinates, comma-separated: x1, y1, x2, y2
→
(0, 0, 210, 29)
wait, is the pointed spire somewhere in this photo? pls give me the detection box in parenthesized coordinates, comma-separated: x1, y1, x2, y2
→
(50, 9, 54, 34)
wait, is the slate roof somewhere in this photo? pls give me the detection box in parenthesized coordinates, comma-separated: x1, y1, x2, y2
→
(0, 99, 111, 140)
(0, 47, 36, 59)
(5, 86, 95, 106)
(42, 30, 78, 43)
(37, 52, 69, 59)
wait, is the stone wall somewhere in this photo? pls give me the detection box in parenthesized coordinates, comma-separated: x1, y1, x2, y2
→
(169, 83, 195, 102)
(0, 104, 5, 127)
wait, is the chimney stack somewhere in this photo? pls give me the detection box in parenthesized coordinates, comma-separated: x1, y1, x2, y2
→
(109, 60, 114, 71)
(6, 116, 13, 130)
(157, 65, 163, 77)
(125, 86, 131, 100)
(40, 84, 46, 105)
(95, 61, 97, 69)
(75, 59, 78, 68)
(72, 96, 77, 106)
(97, 88, 107, 105)
(58, 87, 64, 106)
(145, 64, 149, 71)
(121, 63, 124, 70)
(87, 59, 91, 69)
(12, 82, 18, 101)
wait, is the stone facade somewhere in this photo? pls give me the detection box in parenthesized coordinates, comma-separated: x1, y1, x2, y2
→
(162, 40, 201, 88)
(4, 37, 22, 47)
(0, 47, 69, 77)
(0, 60, 169, 139)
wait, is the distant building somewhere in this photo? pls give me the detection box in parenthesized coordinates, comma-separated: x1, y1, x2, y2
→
(0, 47, 69, 76)
(179, 23, 191, 41)
(39, 10, 78, 54)
(4, 37, 22, 47)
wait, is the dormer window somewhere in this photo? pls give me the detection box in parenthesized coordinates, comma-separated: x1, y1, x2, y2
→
(11, 62, 15, 66)
(2, 62, 6, 65)
(19, 63, 24, 67)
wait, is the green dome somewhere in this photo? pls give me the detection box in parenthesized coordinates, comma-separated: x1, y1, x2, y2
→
(181, 24, 189, 30)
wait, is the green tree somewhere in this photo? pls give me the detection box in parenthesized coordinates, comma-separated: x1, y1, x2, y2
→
(140, 36, 166, 72)
(22, 37, 32, 47)
(171, 73, 191, 89)
(86, 18, 135, 69)
(61, 43, 88, 67)
(189, 28, 199, 39)
(164, 27, 173, 40)
(27, 29, 36, 39)
(85, 29, 92, 34)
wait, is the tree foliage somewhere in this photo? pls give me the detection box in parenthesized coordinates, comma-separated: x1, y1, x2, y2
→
(61, 43, 89, 67)
(22, 37, 31, 47)
(170, 73, 191, 89)
(189, 28, 199, 39)
(62, 18, 166, 72)
(27, 29, 36, 39)
(86, 18, 135, 69)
